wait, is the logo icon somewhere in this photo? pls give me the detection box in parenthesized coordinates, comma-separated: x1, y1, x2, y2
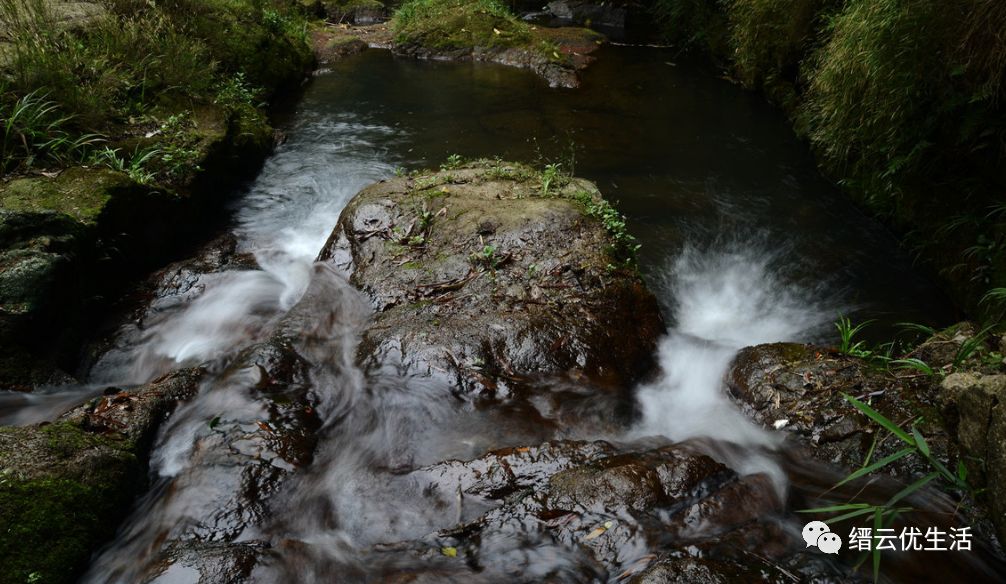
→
(802, 521, 842, 554)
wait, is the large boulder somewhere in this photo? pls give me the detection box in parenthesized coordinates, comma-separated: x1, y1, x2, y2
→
(319, 160, 664, 399)
(0, 210, 85, 388)
(0, 369, 203, 584)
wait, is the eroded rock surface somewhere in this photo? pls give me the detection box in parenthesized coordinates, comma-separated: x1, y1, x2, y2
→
(726, 342, 952, 476)
(319, 161, 664, 399)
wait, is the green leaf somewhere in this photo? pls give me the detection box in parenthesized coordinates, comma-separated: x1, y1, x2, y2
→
(844, 394, 914, 445)
(798, 503, 871, 514)
(836, 447, 915, 487)
(911, 427, 930, 457)
(828, 506, 880, 524)
(886, 472, 939, 507)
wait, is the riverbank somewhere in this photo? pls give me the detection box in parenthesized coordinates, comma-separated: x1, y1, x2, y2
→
(0, 0, 315, 389)
(650, 0, 1006, 322)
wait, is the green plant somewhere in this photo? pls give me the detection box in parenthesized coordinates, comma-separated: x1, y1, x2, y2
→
(952, 326, 992, 369)
(441, 153, 463, 170)
(801, 393, 971, 582)
(158, 143, 203, 183)
(573, 191, 640, 265)
(0, 89, 101, 173)
(215, 72, 260, 109)
(540, 163, 563, 197)
(471, 244, 497, 269)
(835, 315, 874, 358)
(890, 358, 937, 377)
(91, 146, 160, 184)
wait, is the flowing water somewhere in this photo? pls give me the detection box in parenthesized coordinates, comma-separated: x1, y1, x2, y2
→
(7, 47, 1000, 581)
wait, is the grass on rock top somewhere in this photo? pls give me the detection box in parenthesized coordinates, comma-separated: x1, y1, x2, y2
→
(391, 0, 532, 50)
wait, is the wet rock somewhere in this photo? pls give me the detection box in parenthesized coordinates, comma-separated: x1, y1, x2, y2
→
(62, 368, 205, 451)
(312, 28, 369, 64)
(0, 210, 84, 389)
(0, 369, 203, 584)
(630, 557, 744, 584)
(319, 160, 664, 399)
(907, 321, 982, 370)
(162, 339, 319, 543)
(726, 342, 951, 476)
(399, 440, 784, 580)
(109, 328, 332, 581)
(941, 372, 1006, 544)
(393, 25, 605, 89)
(322, 20, 604, 88)
(143, 541, 270, 584)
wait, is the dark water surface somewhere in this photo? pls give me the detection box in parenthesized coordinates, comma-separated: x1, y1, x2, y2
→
(303, 46, 953, 330)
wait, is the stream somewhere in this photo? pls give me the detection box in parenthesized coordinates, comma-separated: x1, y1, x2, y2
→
(5, 47, 1000, 582)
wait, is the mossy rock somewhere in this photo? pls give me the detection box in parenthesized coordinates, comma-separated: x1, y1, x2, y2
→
(0, 369, 203, 584)
(319, 160, 664, 397)
(0, 168, 135, 225)
(0, 423, 140, 584)
(0, 210, 84, 386)
(391, 0, 533, 51)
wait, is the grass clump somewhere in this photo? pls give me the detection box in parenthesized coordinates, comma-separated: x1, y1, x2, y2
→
(391, 0, 532, 50)
(0, 89, 101, 174)
(0, 0, 312, 178)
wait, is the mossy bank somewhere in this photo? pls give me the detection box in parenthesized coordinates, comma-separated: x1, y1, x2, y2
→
(0, 0, 316, 388)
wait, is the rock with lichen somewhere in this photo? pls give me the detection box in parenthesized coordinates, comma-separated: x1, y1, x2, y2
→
(319, 160, 664, 400)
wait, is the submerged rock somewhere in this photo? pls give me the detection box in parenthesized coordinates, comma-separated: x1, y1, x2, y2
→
(319, 160, 664, 399)
(0, 369, 203, 584)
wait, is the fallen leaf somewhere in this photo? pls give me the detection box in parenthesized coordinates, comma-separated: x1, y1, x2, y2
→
(583, 521, 613, 541)
(441, 546, 457, 557)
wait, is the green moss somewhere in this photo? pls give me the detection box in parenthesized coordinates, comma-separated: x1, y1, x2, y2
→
(0, 168, 135, 224)
(0, 421, 142, 584)
(392, 0, 532, 50)
(40, 422, 113, 457)
(0, 478, 106, 584)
